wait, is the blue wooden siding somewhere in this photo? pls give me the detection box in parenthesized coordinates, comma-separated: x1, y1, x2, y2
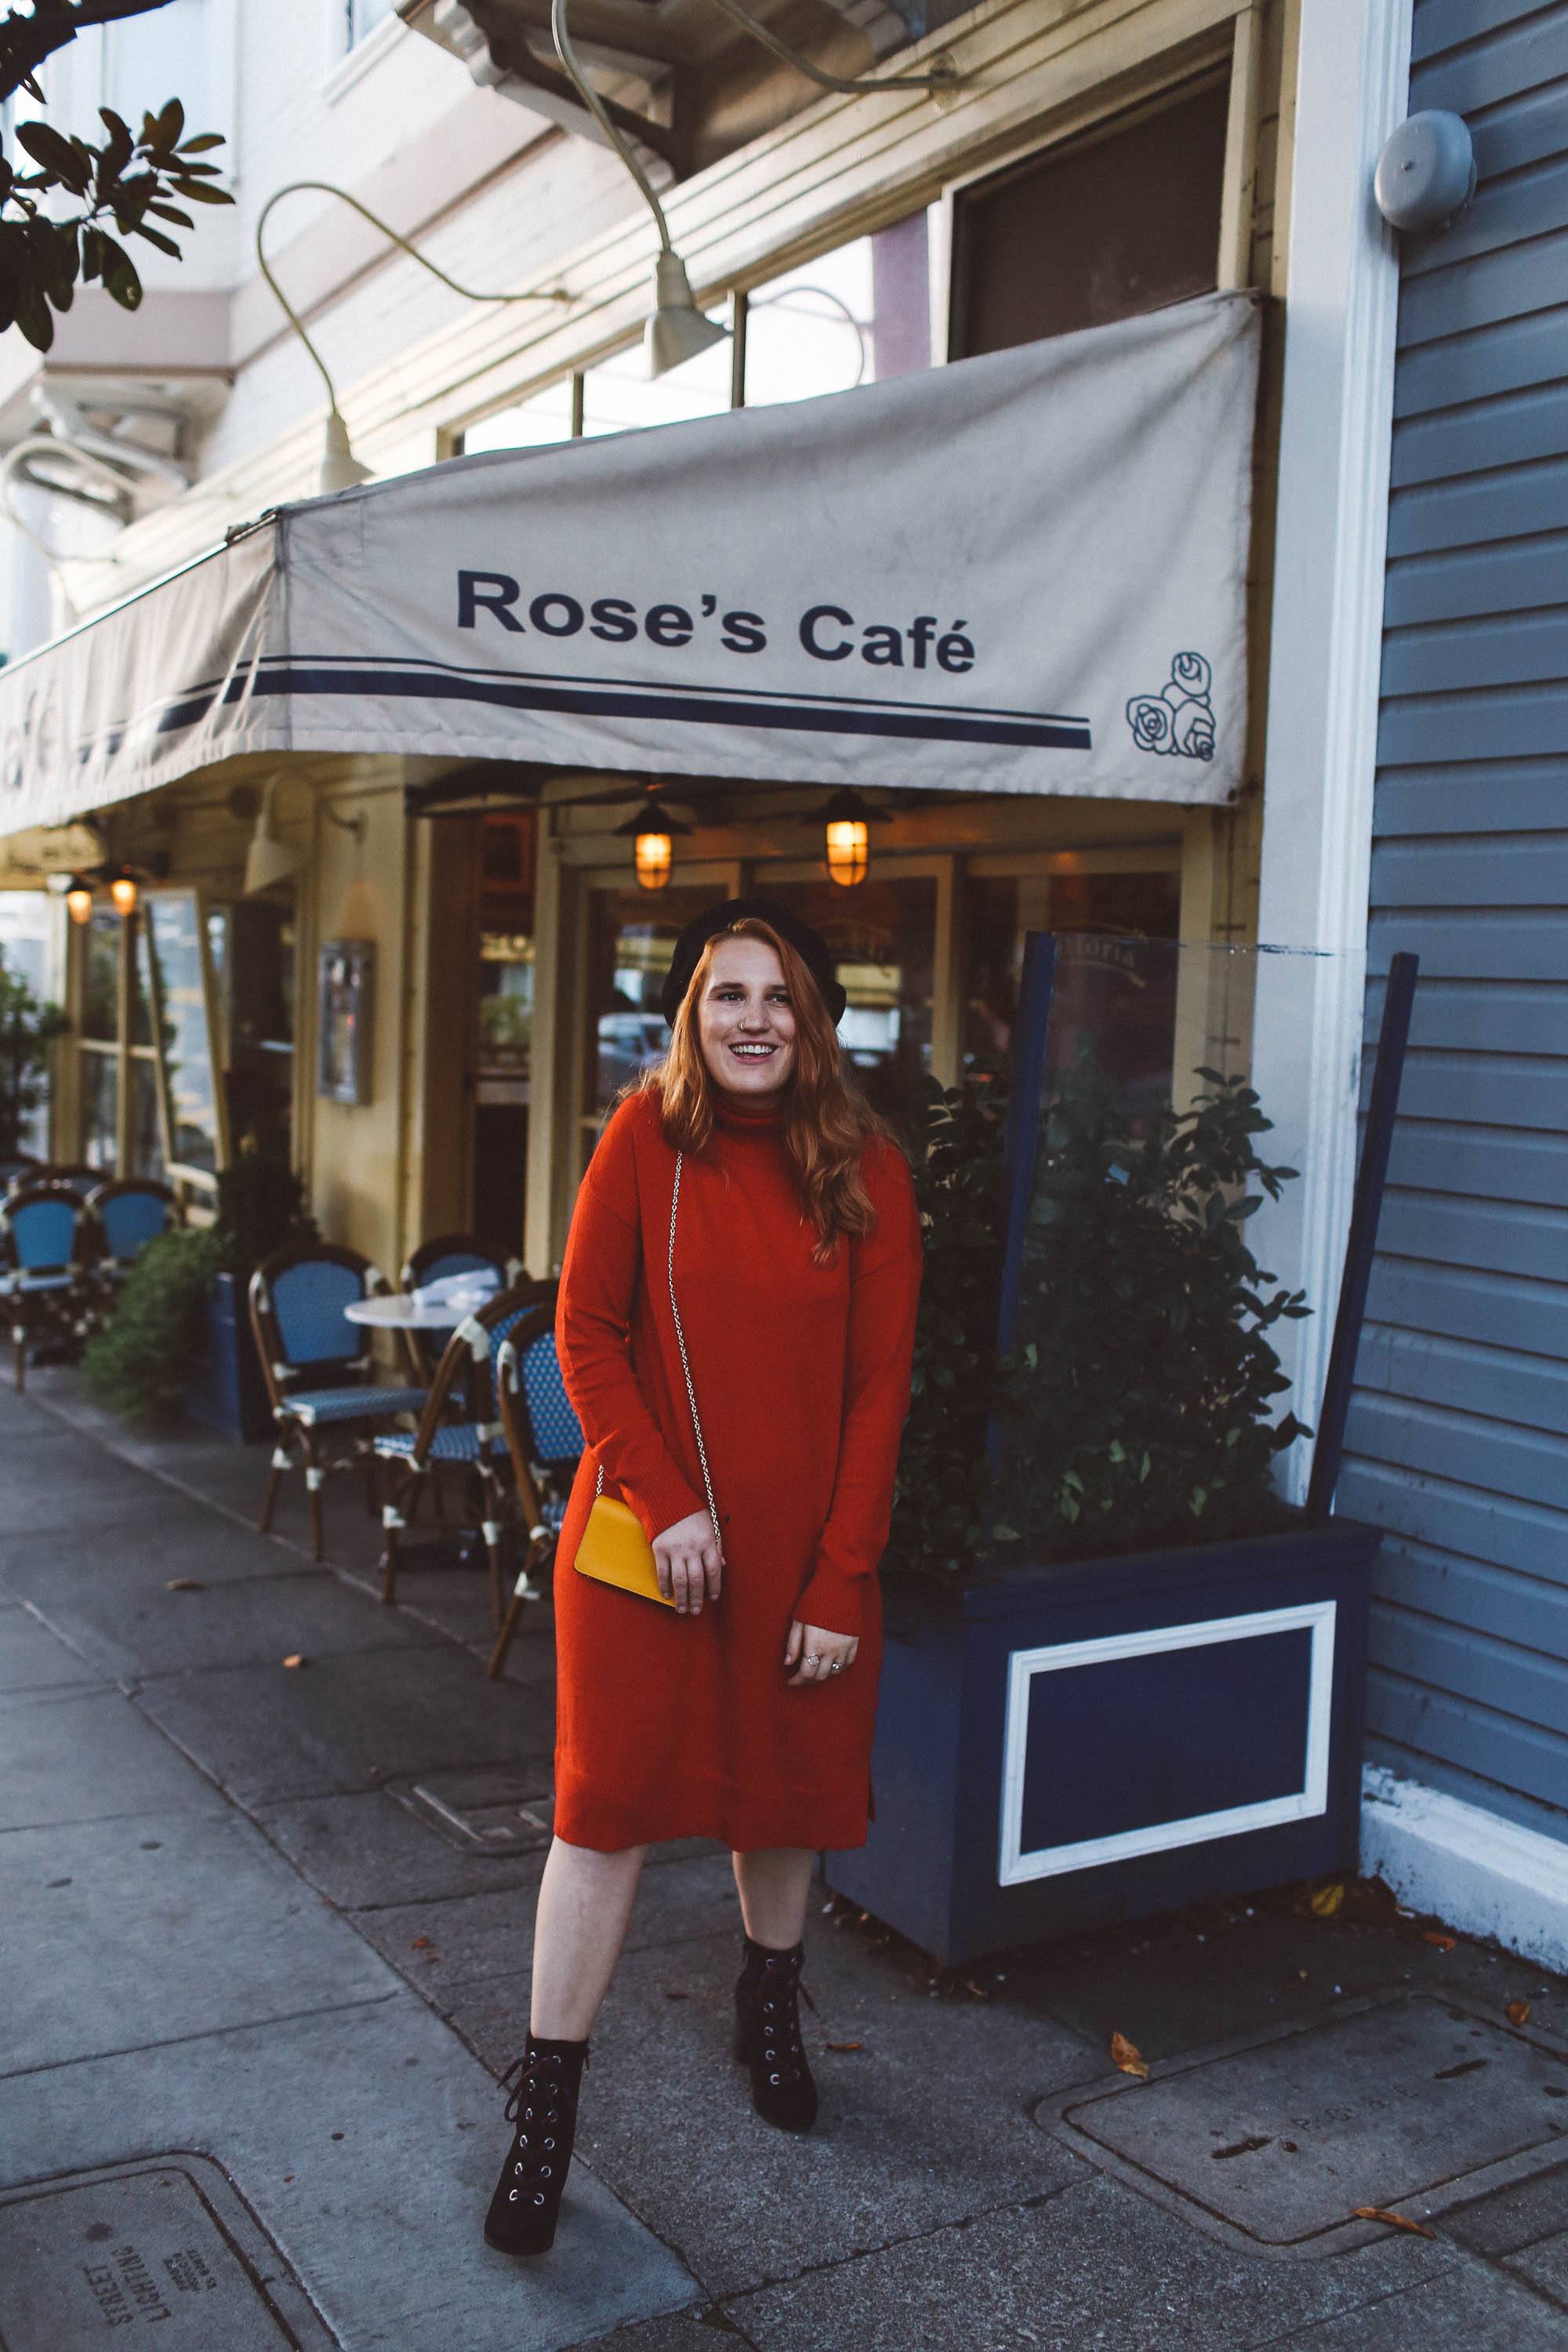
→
(1343, 0, 1568, 1843)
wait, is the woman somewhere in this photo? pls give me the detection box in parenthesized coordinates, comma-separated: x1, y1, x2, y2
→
(485, 898, 923, 2258)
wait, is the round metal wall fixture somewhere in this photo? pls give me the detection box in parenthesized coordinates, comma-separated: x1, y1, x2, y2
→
(1374, 110, 1477, 233)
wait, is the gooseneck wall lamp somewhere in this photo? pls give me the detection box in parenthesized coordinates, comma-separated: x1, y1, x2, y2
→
(256, 183, 572, 494)
(550, 0, 956, 379)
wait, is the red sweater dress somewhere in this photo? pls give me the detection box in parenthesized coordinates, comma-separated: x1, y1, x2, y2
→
(551, 1084, 923, 1853)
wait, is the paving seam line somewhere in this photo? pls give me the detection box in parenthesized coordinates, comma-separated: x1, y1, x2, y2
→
(25, 1383, 528, 1661)
(0, 1990, 407, 2087)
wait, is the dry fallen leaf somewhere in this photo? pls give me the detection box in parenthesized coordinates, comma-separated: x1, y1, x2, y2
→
(826, 2040, 863, 2053)
(409, 1936, 432, 1951)
(1421, 1930, 1456, 1952)
(1354, 2206, 1436, 2238)
(281, 1653, 307, 1669)
(165, 1577, 204, 1592)
(1111, 2031, 1150, 2081)
(1507, 2000, 1532, 2027)
(663, 1989, 689, 2001)
(1308, 1881, 1345, 1918)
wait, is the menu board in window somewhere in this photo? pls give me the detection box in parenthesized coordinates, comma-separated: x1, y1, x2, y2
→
(144, 891, 228, 1183)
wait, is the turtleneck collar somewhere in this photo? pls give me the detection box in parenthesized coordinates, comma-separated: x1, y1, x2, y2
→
(712, 1087, 789, 1134)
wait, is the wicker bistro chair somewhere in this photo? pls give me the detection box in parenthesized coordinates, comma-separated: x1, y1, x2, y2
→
(398, 1232, 517, 1380)
(0, 1181, 95, 1391)
(84, 1180, 176, 1312)
(373, 1283, 551, 1619)
(486, 1305, 586, 1682)
(250, 1243, 429, 1560)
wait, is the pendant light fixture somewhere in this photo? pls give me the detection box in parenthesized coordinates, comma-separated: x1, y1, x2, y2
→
(256, 182, 570, 495)
(615, 792, 691, 891)
(107, 866, 139, 917)
(804, 788, 891, 888)
(551, 0, 728, 381)
(64, 875, 94, 925)
(551, 0, 953, 378)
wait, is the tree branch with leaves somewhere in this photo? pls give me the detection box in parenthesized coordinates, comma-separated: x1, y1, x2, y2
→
(0, 2, 234, 351)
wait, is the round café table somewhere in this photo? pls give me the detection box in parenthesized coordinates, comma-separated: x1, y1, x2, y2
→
(343, 1292, 493, 1335)
(344, 1290, 499, 1568)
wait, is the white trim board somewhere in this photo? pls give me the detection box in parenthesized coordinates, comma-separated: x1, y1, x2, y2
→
(1249, 0, 1413, 1500)
(998, 1600, 1337, 1886)
(1361, 1766, 1568, 1978)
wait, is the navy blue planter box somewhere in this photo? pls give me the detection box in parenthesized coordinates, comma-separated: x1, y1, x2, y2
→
(183, 1271, 272, 1443)
(824, 1517, 1379, 1966)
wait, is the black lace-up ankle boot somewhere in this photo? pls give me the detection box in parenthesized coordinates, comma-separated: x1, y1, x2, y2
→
(484, 2034, 589, 2256)
(732, 1935, 818, 2132)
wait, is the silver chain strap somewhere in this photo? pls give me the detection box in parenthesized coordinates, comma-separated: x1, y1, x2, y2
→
(593, 1151, 720, 1544)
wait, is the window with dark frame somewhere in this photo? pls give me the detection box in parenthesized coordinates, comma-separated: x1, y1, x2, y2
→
(948, 76, 1232, 361)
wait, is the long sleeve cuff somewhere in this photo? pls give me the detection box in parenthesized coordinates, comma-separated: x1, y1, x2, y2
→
(619, 1461, 709, 1547)
(794, 1564, 864, 1640)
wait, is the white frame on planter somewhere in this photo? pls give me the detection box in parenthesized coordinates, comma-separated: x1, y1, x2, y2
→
(997, 1598, 1338, 1885)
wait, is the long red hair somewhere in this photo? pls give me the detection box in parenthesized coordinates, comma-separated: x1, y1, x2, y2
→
(640, 916, 900, 1261)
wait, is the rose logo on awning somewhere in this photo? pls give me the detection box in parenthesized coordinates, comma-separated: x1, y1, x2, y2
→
(1127, 651, 1216, 761)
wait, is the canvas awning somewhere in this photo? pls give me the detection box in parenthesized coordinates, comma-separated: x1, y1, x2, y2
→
(0, 290, 1260, 839)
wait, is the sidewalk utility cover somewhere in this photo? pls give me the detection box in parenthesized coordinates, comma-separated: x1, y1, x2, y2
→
(1035, 1993, 1568, 2258)
(0, 2155, 337, 2347)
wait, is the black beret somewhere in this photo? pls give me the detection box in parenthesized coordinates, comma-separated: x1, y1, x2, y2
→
(660, 897, 848, 1028)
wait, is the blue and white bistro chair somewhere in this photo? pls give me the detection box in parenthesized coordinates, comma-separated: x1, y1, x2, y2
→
(487, 1303, 584, 1681)
(399, 1232, 518, 1380)
(0, 1154, 42, 1195)
(373, 1281, 551, 1620)
(85, 1179, 176, 1312)
(1, 1180, 93, 1392)
(250, 1242, 428, 1560)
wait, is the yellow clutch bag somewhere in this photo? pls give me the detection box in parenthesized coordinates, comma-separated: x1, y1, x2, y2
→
(574, 1490, 674, 1609)
(573, 1149, 717, 1612)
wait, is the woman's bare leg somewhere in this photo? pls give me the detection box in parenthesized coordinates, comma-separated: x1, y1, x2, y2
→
(529, 1835, 648, 2038)
(731, 1846, 815, 1947)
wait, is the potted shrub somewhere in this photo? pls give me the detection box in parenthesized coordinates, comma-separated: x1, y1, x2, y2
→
(823, 1058, 1379, 1966)
(184, 1149, 318, 1439)
(85, 1148, 316, 1435)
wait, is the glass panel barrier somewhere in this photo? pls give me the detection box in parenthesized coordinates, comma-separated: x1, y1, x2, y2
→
(987, 936, 1365, 1566)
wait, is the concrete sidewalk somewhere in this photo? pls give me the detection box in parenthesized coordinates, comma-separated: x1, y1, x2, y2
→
(3, 1369, 1567, 2350)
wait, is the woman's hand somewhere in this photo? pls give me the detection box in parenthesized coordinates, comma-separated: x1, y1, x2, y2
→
(652, 1511, 723, 1614)
(784, 1620, 858, 1687)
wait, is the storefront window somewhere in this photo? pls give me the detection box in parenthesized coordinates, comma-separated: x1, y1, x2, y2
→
(949, 78, 1230, 360)
(963, 866, 1182, 1083)
(220, 898, 296, 1160)
(82, 907, 119, 1043)
(461, 379, 577, 455)
(745, 212, 933, 408)
(586, 882, 731, 1120)
(761, 876, 935, 1141)
(131, 1058, 165, 1181)
(144, 892, 223, 1178)
(80, 1050, 118, 1171)
(580, 332, 732, 439)
(0, 893, 56, 1156)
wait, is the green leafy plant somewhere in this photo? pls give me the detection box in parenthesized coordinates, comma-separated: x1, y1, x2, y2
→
(82, 1145, 317, 1417)
(883, 1073, 1009, 1587)
(210, 1146, 317, 1279)
(1, 2, 234, 351)
(990, 1059, 1309, 1566)
(0, 948, 67, 1160)
(82, 1223, 218, 1417)
(881, 1057, 1311, 1588)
